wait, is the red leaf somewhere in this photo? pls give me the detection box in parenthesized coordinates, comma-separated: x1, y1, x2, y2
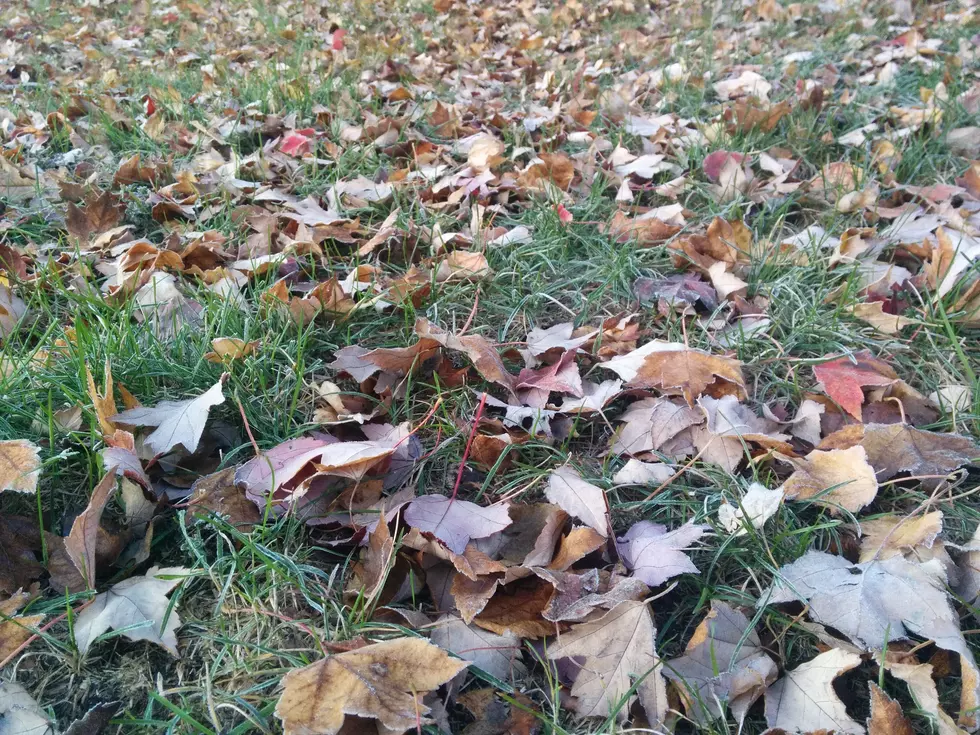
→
(812, 351, 898, 420)
(331, 28, 347, 50)
(281, 132, 312, 157)
(556, 203, 573, 225)
(702, 151, 745, 183)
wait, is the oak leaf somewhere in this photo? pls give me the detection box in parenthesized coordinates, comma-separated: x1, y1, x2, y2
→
(275, 637, 467, 735)
(764, 648, 864, 734)
(112, 377, 226, 455)
(74, 566, 189, 655)
(0, 440, 41, 495)
(546, 600, 668, 723)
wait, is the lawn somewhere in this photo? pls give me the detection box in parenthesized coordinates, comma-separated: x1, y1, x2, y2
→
(2, 0, 980, 733)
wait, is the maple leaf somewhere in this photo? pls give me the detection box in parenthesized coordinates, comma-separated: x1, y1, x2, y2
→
(430, 614, 525, 681)
(780, 445, 878, 513)
(416, 318, 516, 395)
(275, 637, 467, 735)
(65, 191, 124, 243)
(858, 511, 947, 564)
(516, 349, 583, 397)
(536, 568, 648, 622)
(185, 467, 261, 531)
(764, 648, 864, 734)
(404, 495, 512, 554)
(611, 397, 703, 455)
(764, 549, 979, 694)
(616, 521, 708, 587)
(112, 377, 227, 455)
(546, 600, 668, 723)
(813, 351, 898, 420)
(603, 341, 746, 404)
(74, 566, 189, 655)
(664, 601, 777, 724)
(0, 440, 41, 495)
(545, 466, 608, 537)
(819, 423, 979, 487)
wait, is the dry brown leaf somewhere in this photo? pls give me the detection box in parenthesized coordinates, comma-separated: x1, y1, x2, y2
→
(781, 446, 878, 513)
(275, 637, 467, 735)
(546, 600, 667, 724)
(881, 656, 969, 735)
(868, 682, 914, 735)
(603, 342, 746, 405)
(65, 472, 117, 589)
(185, 467, 261, 531)
(0, 440, 41, 495)
(848, 302, 915, 334)
(430, 614, 525, 681)
(0, 591, 44, 664)
(86, 362, 118, 436)
(204, 338, 259, 363)
(416, 318, 515, 395)
(548, 526, 606, 571)
(858, 511, 944, 563)
(473, 577, 557, 638)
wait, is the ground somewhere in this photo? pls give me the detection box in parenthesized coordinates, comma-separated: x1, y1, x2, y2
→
(1, 0, 980, 733)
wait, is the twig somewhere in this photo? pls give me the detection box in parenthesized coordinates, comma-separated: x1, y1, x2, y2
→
(236, 396, 262, 457)
(450, 392, 489, 501)
(458, 286, 481, 336)
(641, 441, 710, 502)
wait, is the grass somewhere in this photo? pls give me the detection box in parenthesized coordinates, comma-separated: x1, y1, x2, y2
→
(2, 0, 980, 732)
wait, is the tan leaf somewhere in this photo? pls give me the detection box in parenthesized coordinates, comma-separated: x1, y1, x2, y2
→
(112, 376, 226, 455)
(65, 472, 117, 589)
(545, 466, 608, 537)
(603, 342, 746, 405)
(848, 302, 915, 334)
(0, 440, 41, 495)
(473, 577, 557, 638)
(0, 284, 27, 342)
(858, 511, 945, 563)
(0, 591, 44, 664)
(86, 362, 119, 436)
(868, 682, 914, 735)
(611, 397, 703, 456)
(275, 637, 467, 735)
(185, 467, 261, 531)
(204, 337, 259, 363)
(781, 446, 878, 513)
(435, 251, 491, 282)
(348, 514, 395, 607)
(881, 656, 968, 735)
(546, 600, 667, 724)
(764, 648, 864, 734)
(548, 526, 606, 571)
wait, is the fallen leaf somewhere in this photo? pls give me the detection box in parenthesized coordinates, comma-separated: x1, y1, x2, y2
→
(868, 682, 914, 735)
(85, 362, 118, 437)
(0, 440, 41, 495)
(416, 319, 515, 395)
(73, 566, 189, 655)
(275, 637, 467, 735)
(536, 568, 647, 622)
(616, 521, 708, 587)
(611, 397, 703, 455)
(880, 656, 969, 735)
(718, 482, 783, 535)
(764, 648, 864, 734)
(848, 302, 915, 334)
(112, 377, 226, 455)
(858, 511, 945, 564)
(0, 284, 27, 342)
(404, 495, 512, 554)
(603, 342, 746, 404)
(780, 446, 878, 513)
(764, 550, 978, 679)
(0, 591, 43, 663)
(185, 467, 261, 531)
(548, 526, 606, 571)
(545, 467, 608, 537)
(664, 601, 777, 724)
(819, 423, 978, 486)
(65, 472, 117, 589)
(430, 614, 525, 681)
(472, 577, 557, 638)
(204, 337, 259, 363)
(0, 680, 53, 735)
(62, 702, 120, 735)
(611, 459, 674, 486)
(0, 517, 44, 596)
(546, 600, 668, 723)
(813, 352, 898, 420)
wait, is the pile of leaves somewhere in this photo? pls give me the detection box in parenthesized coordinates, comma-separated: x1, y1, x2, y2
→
(2, 0, 980, 732)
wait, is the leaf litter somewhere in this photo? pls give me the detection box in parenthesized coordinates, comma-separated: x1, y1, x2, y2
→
(1, 0, 980, 732)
